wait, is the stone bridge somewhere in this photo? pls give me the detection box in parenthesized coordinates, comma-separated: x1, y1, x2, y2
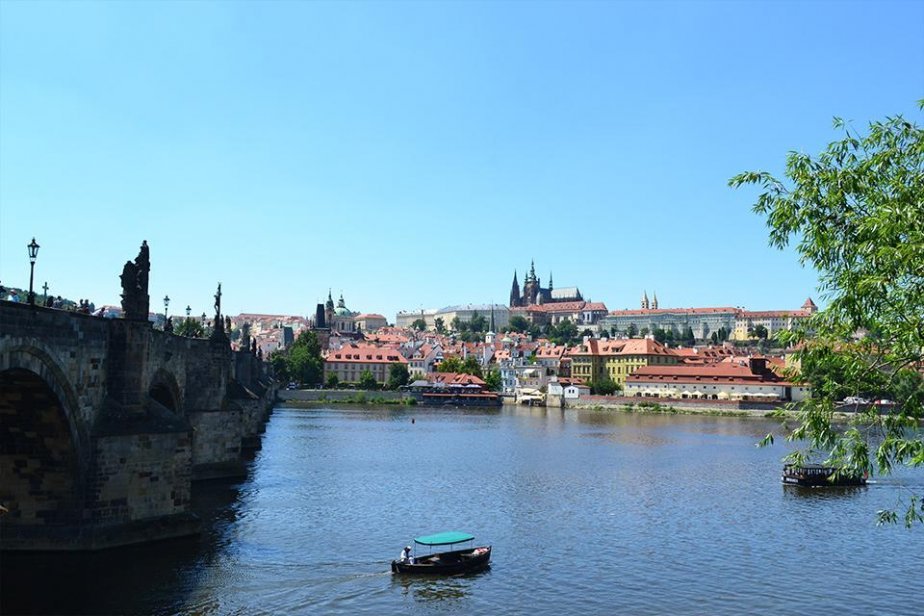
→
(0, 295, 276, 550)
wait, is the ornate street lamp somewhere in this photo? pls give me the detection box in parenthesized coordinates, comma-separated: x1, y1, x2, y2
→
(163, 295, 170, 328)
(27, 238, 40, 305)
(186, 305, 192, 318)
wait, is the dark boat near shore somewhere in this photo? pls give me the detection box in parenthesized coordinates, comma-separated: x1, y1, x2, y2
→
(391, 531, 492, 575)
(782, 463, 867, 487)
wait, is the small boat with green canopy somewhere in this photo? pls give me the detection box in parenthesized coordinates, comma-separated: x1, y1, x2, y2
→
(391, 531, 492, 574)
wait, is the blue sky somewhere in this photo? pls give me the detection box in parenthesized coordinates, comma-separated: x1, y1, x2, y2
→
(1, 1, 921, 320)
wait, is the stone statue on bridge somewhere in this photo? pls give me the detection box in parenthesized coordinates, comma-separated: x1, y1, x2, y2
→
(210, 283, 228, 341)
(120, 241, 151, 321)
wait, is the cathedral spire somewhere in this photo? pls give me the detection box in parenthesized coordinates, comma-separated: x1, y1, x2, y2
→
(548, 271, 553, 292)
(509, 271, 521, 307)
(652, 291, 658, 309)
(642, 290, 649, 310)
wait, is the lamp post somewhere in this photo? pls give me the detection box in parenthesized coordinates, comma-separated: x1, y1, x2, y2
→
(163, 295, 170, 329)
(27, 238, 40, 305)
(186, 305, 191, 318)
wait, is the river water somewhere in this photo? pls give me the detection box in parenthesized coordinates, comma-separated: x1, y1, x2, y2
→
(3, 405, 923, 615)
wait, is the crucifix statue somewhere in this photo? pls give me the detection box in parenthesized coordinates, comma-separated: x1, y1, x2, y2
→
(214, 283, 222, 331)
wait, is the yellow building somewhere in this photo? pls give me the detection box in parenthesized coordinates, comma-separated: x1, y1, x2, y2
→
(600, 338, 678, 387)
(569, 337, 677, 387)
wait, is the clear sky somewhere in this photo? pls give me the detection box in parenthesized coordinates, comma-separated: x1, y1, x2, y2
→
(1, 1, 922, 321)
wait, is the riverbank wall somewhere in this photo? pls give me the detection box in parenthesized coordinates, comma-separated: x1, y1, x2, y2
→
(566, 395, 786, 416)
(278, 389, 408, 403)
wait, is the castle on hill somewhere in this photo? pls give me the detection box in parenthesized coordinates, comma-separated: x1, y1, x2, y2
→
(509, 261, 583, 307)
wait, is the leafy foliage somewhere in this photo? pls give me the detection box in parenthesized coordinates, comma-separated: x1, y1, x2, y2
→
(484, 367, 502, 392)
(590, 377, 620, 396)
(730, 105, 924, 526)
(436, 355, 483, 378)
(358, 369, 378, 390)
(174, 318, 205, 338)
(411, 318, 427, 331)
(272, 331, 323, 386)
(387, 363, 410, 390)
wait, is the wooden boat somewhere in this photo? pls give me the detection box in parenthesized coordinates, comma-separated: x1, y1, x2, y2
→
(391, 531, 492, 575)
(782, 463, 867, 487)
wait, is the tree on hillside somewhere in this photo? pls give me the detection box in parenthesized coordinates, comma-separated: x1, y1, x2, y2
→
(411, 318, 427, 331)
(469, 312, 488, 333)
(627, 323, 639, 338)
(730, 105, 924, 526)
(508, 315, 530, 333)
(435, 317, 446, 334)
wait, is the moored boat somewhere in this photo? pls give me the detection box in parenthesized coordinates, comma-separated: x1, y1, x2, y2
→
(391, 531, 492, 575)
(782, 463, 867, 487)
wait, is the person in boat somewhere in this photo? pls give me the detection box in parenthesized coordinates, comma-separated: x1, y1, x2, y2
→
(399, 546, 414, 564)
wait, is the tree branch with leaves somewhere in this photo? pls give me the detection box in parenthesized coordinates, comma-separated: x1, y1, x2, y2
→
(731, 103, 924, 526)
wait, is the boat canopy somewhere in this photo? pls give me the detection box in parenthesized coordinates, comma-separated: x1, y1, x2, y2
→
(414, 531, 475, 546)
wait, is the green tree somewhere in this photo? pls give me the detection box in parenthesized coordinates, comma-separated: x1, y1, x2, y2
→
(461, 355, 483, 378)
(710, 331, 719, 345)
(682, 326, 696, 346)
(508, 315, 530, 333)
(326, 373, 340, 389)
(484, 367, 502, 392)
(549, 319, 579, 346)
(269, 350, 290, 382)
(730, 106, 924, 526)
(358, 369, 378, 390)
(627, 323, 639, 338)
(286, 331, 324, 385)
(437, 356, 463, 373)
(591, 377, 620, 396)
(434, 317, 446, 334)
(752, 324, 769, 340)
(469, 312, 488, 333)
(411, 318, 427, 331)
(175, 318, 205, 338)
(387, 363, 410, 390)
(639, 327, 650, 337)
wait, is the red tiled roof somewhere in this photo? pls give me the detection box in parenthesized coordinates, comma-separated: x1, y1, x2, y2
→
(627, 361, 791, 385)
(608, 307, 739, 317)
(425, 372, 487, 386)
(739, 310, 811, 319)
(525, 301, 608, 313)
(325, 343, 407, 364)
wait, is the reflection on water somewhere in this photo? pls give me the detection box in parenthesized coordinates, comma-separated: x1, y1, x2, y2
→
(392, 568, 490, 605)
(3, 405, 923, 615)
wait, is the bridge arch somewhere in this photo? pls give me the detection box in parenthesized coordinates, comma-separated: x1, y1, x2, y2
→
(0, 345, 86, 526)
(148, 368, 182, 413)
